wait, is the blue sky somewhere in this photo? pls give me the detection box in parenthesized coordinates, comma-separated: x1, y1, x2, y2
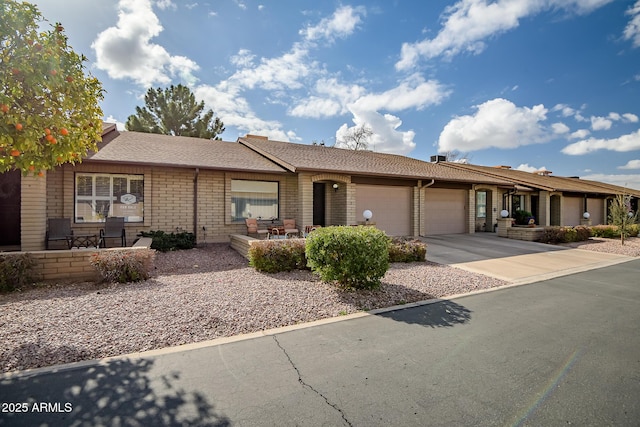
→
(29, 0, 640, 189)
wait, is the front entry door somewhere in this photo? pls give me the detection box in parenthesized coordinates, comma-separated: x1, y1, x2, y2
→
(313, 182, 325, 226)
(0, 170, 21, 247)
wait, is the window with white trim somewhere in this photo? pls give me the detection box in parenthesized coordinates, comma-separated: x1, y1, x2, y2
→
(230, 180, 278, 221)
(75, 173, 144, 223)
(476, 191, 487, 218)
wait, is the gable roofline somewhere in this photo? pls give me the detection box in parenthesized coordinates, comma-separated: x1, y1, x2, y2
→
(238, 137, 297, 173)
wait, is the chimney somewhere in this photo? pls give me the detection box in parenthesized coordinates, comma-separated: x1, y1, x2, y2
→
(430, 155, 447, 163)
(534, 170, 552, 176)
(245, 134, 268, 140)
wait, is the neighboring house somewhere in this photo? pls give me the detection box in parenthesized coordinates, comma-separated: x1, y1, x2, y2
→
(0, 124, 638, 251)
(441, 163, 640, 230)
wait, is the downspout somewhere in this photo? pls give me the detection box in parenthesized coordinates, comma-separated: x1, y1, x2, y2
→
(194, 168, 199, 243)
(419, 179, 435, 237)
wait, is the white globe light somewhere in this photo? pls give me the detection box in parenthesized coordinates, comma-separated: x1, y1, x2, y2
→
(500, 210, 509, 218)
(583, 212, 590, 219)
(363, 209, 373, 220)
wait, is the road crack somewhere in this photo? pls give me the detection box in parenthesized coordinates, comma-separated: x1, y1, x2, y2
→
(273, 335, 352, 427)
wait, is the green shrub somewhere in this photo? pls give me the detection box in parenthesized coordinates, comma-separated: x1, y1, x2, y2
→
(514, 210, 534, 225)
(590, 224, 639, 239)
(0, 253, 36, 293)
(249, 239, 307, 273)
(540, 226, 591, 244)
(90, 249, 155, 283)
(138, 230, 195, 252)
(305, 226, 390, 289)
(389, 237, 427, 262)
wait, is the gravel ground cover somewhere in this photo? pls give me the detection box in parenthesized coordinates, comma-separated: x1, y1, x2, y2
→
(1, 237, 637, 373)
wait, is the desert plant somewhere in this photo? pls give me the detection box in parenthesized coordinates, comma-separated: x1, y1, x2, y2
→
(305, 226, 390, 289)
(138, 230, 195, 252)
(90, 249, 155, 283)
(608, 194, 639, 245)
(0, 253, 36, 292)
(249, 239, 307, 273)
(388, 237, 427, 262)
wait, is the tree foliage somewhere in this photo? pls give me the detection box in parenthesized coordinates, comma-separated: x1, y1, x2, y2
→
(125, 84, 225, 140)
(0, 0, 104, 175)
(608, 193, 639, 246)
(339, 124, 372, 150)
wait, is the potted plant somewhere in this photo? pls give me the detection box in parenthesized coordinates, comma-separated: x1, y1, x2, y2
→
(514, 210, 534, 226)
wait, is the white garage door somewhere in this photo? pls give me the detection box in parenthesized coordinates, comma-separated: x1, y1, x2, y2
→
(355, 185, 411, 236)
(564, 197, 582, 226)
(424, 188, 467, 235)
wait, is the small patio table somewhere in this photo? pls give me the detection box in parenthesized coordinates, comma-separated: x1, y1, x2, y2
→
(67, 234, 100, 249)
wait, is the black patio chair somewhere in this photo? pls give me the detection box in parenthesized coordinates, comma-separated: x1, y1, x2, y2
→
(46, 218, 73, 250)
(100, 217, 126, 248)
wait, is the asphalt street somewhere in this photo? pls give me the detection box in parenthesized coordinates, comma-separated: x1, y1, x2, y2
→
(1, 259, 639, 426)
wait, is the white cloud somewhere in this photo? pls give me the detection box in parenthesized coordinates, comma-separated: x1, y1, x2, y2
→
(581, 173, 640, 191)
(299, 5, 366, 43)
(155, 0, 176, 10)
(590, 115, 612, 130)
(516, 163, 547, 173)
(623, 113, 639, 123)
(552, 122, 570, 134)
(624, 0, 640, 48)
(561, 129, 640, 155)
(438, 98, 549, 152)
(289, 78, 365, 118)
(92, 0, 199, 86)
(396, 0, 613, 70)
(335, 111, 417, 154)
(619, 159, 640, 170)
(552, 104, 576, 117)
(570, 129, 591, 139)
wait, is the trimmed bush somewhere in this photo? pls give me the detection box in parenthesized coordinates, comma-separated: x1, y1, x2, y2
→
(389, 237, 427, 263)
(591, 224, 639, 239)
(514, 210, 534, 225)
(249, 239, 307, 273)
(540, 226, 591, 244)
(306, 226, 390, 289)
(0, 253, 36, 293)
(138, 230, 195, 252)
(90, 249, 155, 283)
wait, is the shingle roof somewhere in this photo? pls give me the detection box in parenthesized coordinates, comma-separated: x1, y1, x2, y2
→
(442, 163, 640, 197)
(86, 130, 288, 173)
(238, 137, 512, 185)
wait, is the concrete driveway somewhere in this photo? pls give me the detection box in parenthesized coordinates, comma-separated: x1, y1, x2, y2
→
(421, 233, 633, 284)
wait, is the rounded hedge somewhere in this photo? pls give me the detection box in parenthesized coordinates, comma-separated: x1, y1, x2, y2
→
(305, 226, 390, 289)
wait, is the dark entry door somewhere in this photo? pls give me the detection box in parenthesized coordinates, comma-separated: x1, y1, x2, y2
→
(313, 182, 325, 226)
(0, 170, 21, 246)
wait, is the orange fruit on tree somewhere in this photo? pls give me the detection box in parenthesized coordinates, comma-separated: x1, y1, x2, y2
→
(60, 128, 69, 136)
(10, 149, 20, 157)
(46, 134, 54, 142)
(28, 165, 35, 171)
(44, 128, 51, 135)
(0, 104, 8, 114)
(50, 138, 57, 145)
(38, 171, 45, 177)
(15, 123, 23, 131)
(50, 70, 57, 76)
(56, 156, 63, 162)
(66, 76, 73, 83)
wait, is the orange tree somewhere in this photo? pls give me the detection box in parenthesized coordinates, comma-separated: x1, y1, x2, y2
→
(0, 0, 104, 175)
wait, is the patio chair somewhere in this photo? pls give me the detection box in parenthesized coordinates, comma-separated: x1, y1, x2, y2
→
(100, 217, 126, 248)
(46, 218, 73, 250)
(283, 219, 300, 238)
(245, 218, 269, 239)
(303, 225, 321, 237)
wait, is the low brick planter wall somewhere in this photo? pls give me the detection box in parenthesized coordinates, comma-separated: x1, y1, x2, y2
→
(507, 227, 545, 242)
(230, 234, 259, 259)
(4, 237, 154, 283)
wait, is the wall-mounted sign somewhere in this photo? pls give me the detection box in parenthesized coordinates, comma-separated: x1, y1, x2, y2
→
(120, 194, 137, 204)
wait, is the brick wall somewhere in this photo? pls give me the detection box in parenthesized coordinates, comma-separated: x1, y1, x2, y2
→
(21, 173, 48, 251)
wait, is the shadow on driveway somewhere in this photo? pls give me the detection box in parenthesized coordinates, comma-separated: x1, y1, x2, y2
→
(377, 299, 472, 328)
(0, 357, 230, 426)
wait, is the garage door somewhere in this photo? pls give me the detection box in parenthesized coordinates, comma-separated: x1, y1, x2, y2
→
(424, 188, 467, 235)
(563, 197, 582, 226)
(355, 185, 411, 236)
